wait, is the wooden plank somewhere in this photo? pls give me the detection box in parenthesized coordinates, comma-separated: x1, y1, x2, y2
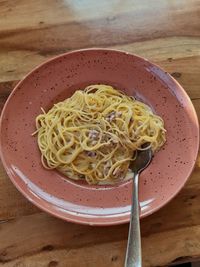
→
(1, 0, 199, 35)
(0, 0, 199, 85)
(0, 0, 147, 31)
(0, 80, 18, 111)
(0, 38, 199, 101)
(1, 212, 200, 267)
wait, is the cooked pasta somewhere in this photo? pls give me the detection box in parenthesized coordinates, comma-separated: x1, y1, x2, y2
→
(34, 84, 166, 184)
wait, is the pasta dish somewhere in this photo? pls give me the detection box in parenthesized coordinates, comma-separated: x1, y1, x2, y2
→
(34, 84, 166, 184)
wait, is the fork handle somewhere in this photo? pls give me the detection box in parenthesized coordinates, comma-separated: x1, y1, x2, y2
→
(124, 172, 142, 267)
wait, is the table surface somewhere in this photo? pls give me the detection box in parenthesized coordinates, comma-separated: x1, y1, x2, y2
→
(0, 1, 199, 266)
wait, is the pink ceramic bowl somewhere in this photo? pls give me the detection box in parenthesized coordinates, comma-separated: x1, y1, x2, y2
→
(0, 49, 199, 225)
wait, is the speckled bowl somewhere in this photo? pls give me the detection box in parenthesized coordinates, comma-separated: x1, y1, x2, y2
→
(0, 49, 199, 225)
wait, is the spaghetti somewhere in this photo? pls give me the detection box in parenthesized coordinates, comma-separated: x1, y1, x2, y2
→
(35, 84, 166, 184)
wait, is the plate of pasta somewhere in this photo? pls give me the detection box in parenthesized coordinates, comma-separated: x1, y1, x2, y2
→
(0, 49, 198, 225)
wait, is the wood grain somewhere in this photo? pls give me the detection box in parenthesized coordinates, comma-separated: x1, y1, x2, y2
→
(1, 213, 200, 267)
(0, 0, 199, 266)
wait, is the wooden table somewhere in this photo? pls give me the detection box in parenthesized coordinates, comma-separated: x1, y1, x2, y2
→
(0, 1, 199, 266)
